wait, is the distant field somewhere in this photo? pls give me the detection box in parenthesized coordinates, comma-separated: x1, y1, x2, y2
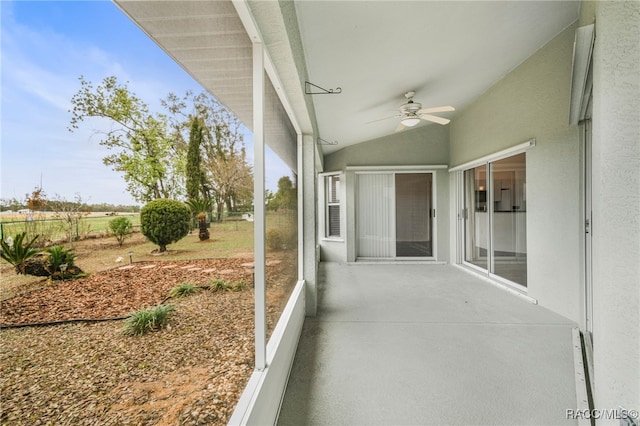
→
(0, 212, 141, 243)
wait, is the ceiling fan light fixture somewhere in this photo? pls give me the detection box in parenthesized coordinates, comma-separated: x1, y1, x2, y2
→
(401, 116, 420, 127)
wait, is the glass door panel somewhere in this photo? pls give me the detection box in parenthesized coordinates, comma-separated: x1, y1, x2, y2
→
(357, 173, 394, 258)
(464, 165, 488, 269)
(490, 153, 527, 286)
(395, 173, 432, 257)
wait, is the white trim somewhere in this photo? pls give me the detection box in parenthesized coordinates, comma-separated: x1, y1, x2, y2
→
(319, 172, 343, 239)
(347, 164, 448, 172)
(322, 237, 344, 242)
(453, 263, 538, 304)
(297, 133, 304, 280)
(229, 281, 306, 426)
(252, 41, 266, 371)
(232, 0, 302, 136)
(572, 328, 592, 426)
(569, 24, 595, 126)
(448, 139, 535, 172)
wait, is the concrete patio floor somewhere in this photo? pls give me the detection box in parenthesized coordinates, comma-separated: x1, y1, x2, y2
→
(277, 262, 580, 426)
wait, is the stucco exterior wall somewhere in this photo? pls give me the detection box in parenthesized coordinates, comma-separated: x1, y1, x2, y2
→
(324, 123, 449, 171)
(449, 23, 582, 322)
(591, 0, 640, 415)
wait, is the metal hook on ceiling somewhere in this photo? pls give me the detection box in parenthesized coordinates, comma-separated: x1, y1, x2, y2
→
(305, 81, 342, 95)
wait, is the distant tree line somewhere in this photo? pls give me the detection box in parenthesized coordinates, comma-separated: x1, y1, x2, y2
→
(0, 193, 140, 213)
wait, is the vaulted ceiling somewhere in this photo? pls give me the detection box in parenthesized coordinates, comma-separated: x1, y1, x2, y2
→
(115, 1, 580, 156)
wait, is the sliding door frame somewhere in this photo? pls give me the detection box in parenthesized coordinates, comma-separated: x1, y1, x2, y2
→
(450, 140, 535, 291)
(349, 165, 446, 261)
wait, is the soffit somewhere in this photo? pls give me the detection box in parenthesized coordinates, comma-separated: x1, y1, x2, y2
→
(115, 0, 254, 129)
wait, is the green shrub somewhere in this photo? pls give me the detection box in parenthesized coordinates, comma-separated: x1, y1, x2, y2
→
(266, 229, 284, 251)
(109, 216, 133, 246)
(140, 199, 191, 252)
(169, 282, 200, 298)
(266, 228, 297, 251)
(0, 232, 41, 274)
(123, 305, 174, 336)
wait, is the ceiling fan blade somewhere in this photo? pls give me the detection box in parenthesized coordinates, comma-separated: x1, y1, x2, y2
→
(395, 122, 405, 132)
(366, 114, 400, 124)
(418, 106, 455, 114)
(419, 114, 451, 125)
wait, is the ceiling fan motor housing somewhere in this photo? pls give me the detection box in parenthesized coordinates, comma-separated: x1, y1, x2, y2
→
(400, 99, 422, 116)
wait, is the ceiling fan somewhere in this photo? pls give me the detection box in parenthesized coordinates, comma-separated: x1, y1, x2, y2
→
(371, 91, 455, 131)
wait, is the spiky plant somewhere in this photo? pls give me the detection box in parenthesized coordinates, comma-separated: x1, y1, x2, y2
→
(232, 280, 249, 291)
(123, 305, 174, 336)
(46, 245, 77, 278)
(0, 232, 41, 274)
(169, 282, 200, 298)
(209, 278, 231, 292)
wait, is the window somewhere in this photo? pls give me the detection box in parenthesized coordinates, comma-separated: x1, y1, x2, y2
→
(326, 174, 341, 237)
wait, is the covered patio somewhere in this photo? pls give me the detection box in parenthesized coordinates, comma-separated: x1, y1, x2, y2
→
(113, 1, 639, 423)
(278, 262, 579, 425)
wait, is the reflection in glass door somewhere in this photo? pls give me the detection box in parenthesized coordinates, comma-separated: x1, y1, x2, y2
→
(464, 165, 488, 270)
(396, 173, 432, 257)
(491, 154, 527, 286)
(463, 153, 527, 287)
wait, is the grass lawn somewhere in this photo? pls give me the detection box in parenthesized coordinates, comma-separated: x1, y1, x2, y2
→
(0, 219, 254, 300)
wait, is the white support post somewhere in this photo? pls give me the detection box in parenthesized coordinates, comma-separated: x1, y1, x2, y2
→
(253, 41, 266, 371)
(297, 133, 304, 281)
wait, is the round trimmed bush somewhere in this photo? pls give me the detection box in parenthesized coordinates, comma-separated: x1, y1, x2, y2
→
(140, 199, 191, 252)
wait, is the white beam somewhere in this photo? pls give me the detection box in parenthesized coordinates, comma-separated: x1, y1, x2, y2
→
(253, 41, 266, 371)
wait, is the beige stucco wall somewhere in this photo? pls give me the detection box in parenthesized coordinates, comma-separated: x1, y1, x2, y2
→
(450, 23, 582, 322)
(591, 0, 640, 415)
(323, 123, 449, 171)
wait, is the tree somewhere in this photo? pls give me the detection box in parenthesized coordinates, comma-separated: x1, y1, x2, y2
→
(162, 91, 252, 219)
(48, 194, 91, 242)
(26, 186, 48, 211)
(271, 176, 297, 211)
(109, 216, 133, 246)
(68, 76, 183, 203)
(0, 197, 26, 212)
(140, 199, 191, 252)
(186, 117, 205, 201)
(206, 148, 253, 220)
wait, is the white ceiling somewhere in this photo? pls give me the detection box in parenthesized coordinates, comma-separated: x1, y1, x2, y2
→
(115, 1, 580, 156)
(294, 1, 580, 154)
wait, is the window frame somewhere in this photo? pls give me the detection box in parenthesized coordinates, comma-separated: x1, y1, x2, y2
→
(321, 172, 343, 240)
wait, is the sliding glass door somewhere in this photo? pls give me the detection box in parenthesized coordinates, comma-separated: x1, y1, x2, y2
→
(464, 165, 488, 269)
(357, 172, 435, 259)
(396, 173, 433, 257)
(463, 153, 527, 287)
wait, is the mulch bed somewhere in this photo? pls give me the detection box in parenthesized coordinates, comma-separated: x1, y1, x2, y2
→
(0, 256, 297, 425)
(0, 259, 253, 327)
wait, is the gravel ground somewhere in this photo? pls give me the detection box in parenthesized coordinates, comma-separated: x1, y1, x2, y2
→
(0, 257, 295, 425)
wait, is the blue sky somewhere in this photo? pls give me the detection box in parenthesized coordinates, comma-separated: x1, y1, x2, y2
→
(1, 1, 288, 206)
